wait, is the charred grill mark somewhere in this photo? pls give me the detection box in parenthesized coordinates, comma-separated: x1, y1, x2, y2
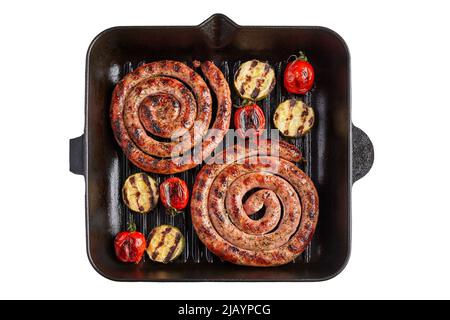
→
(199, 225, 213, 237)
(133, 128, 141, 140)
(269, 77, 276, 92)
(151, 227, 172, 260)
(151, 96, 159, 104)
(239, 84, 246, 95)
(256, 78, 265, 88)
(113, 124, 123, 139)
(214, 189, 223, 199)
(202, 103, 210, 112)
(129, 176, 136, 187)
(301, 108, 309, 116)
(250, 60, 258, 68)
(152, 122, 161, 133)
(164, 232, 182, 263)
(300, 234, 309, 243)
(198, 179, 206, 188)
(250, 87, 260, 99)
(195, 192, 203, 201)
(126, 142, 134, 156)
(147, 176, 157, 209)
(211, 205, 225, 223)
(180, 86, 189, 95)
(134, 190, 143, 212)
(218, 175, 227, 185)
(213, 69, 222, 84)
(142, 105, 152, 119)
(173, 63, 181, 72)
(136, 86, 143, 95)
(220, 101, 230, 113)
(141, 173, 151, 188)
(289, 99, 296, 108)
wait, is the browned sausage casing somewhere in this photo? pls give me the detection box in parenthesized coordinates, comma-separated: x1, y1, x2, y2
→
(110, 60, 232, 174)
(190, 140, 319, 267)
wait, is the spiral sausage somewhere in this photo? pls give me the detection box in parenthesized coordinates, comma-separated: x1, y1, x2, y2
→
(190, 140, 319, 267)
(110, 60, 232, 174)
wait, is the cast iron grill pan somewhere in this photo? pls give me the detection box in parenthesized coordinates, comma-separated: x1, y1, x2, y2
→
(69, 14, 374, 281)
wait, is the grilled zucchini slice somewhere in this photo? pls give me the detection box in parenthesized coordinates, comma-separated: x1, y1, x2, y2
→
(274, 99, 315, 137)
(122, 173, 159, 213)
(146, 225, 185, 263)
(234, 60, 276, 101)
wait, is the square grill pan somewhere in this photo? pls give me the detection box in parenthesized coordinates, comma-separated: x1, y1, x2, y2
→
(70, 14, 374, 281)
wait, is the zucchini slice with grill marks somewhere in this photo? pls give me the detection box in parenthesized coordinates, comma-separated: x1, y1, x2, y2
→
(122, 173, 159, 214)
(274, 99, 315, 137)
(146, 225, 185, 263)
(234, 60, 276, 101)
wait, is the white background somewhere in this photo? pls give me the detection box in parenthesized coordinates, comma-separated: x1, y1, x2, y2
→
(0, 0, 449, 299)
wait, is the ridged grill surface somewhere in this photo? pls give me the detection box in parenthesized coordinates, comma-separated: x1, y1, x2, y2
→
(118, 59, 313, 264)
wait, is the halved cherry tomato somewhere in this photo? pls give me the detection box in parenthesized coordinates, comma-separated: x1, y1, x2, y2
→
(234, 103, 266, 139)
(284, 51, 315, 94)
(114, 223, 146, 263)
(160, 177, 189, 214)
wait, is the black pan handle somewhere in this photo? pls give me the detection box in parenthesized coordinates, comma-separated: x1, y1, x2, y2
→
(70, 134, 85, 176)
(352, 124, 374, 183)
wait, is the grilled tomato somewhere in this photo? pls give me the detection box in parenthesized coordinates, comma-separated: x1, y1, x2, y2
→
(284, 51, 315, 94)
(122, 173, 159, 214)
(146, 225, 185, 263)
(114, 223, 146, 263)
(159, 177, 189, 214)
(234, 103, 266, 139)
(234, 60, 275, 101)
(274, 99, 315, 137)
